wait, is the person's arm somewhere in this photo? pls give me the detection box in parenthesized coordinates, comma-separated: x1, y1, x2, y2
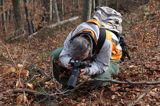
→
(84, 41, 112, 75)
(59, 32, 73, 68)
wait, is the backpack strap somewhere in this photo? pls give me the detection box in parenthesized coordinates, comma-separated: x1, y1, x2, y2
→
(92, 28, 106, 58)
(87, 19, 101, 27)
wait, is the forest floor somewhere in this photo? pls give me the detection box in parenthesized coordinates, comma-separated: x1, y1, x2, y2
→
(0, 1, 160, 106)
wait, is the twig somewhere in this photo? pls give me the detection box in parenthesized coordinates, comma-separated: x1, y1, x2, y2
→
(13, 80, 89, 97)
(13, 88, 70, 97)
(127, 86, 155, 106)
(68, 79, 160, 88)
(26, 75, 40, 83)
(95, 79, 160, 85)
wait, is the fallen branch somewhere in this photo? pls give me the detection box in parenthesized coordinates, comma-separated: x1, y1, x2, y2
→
(13, 88, 69, 97)
(28, 16, 80, 39)
(98, 79, 160, 85)
(48, 16, 79, 28)
(13, 79, 160, 99)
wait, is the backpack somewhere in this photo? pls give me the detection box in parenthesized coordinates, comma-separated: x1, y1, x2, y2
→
(93, 7, 130, 61)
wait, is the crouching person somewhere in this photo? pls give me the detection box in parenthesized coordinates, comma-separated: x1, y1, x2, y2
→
(51, 7, 123, 89)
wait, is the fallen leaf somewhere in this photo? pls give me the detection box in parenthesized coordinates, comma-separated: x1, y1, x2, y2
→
(129, 65, 137, 68)
(8, 67, 16, 73)
(26, 83, 34, 90)
(16, 94, 28, 105)
(19, 69, 29, 77)
(16, 79, 24, 88)
(23, 93, 28, 104)
(111, 95, 116, 99)
(17, 64, 24, 68)
(16, 94, 24, 105)
(149, 91, 157, 97)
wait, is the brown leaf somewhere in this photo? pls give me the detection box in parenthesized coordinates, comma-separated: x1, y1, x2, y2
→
(8, 67, 16, 73)
(26, 83, 34, 90)
(23, 93, 28, 104)
(16, 79, 24, 88)
(16, 94, 28, 105)
(17, 64, 24, 68)
(19, 69, 29, 77)
(16, 95, 23, 105)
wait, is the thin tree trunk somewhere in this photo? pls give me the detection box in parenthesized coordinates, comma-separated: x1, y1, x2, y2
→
(95, 0, 102, 7)
(41, 0, 49, 22)
(77, 0, 80, 10)
(106, 0, 108, 6)
(8, 9, 12, 22)
(72, 0, 75, 16)
(53, 0, 60, 23)
(61, 0, 64, 20)
(82, 0, 92, 22)
(0, 0, 7, 33)
(49, 0, 53, 22)
(23, 0, 35, 35)
(93, 0, 96, 10)
(12, 0, 22, 30)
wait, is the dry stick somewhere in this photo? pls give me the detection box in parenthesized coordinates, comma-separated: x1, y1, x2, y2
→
(25, 78, 160, 96)
(13, 79, 89, 97)
(69, 79, 160, 93)
(127, 86, 155, 106)
(13, 79, 160, 98)
(98, 79, 160, 85)
(13, 88, 69, 97)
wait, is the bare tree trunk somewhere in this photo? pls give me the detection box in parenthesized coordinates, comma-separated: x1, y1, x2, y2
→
(93, 0, 96, 10)
(0, 0, 7, 33)
(49, 0, 53, 22)
(116, 0, 119, 10)
(72, 0, 75, 16)
(12, 0, 22, 30)
(77, 0, 80, 10)
(61, 0, 64, 20)
(23, 0, 35, 35)
(95, 0, 101, 7)
(104, 0, 108, 6)
(53, 0, 60, 23)
(8, 9, 12, 22)
(82, 0, 92, 22)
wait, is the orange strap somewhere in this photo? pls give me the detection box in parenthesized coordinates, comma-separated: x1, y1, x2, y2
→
(87, 19, 101, 27)
(81, 29, 97, 44)
(105, 30, 112, 41)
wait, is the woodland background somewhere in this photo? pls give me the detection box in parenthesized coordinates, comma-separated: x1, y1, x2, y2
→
(0, 0, 159, 106)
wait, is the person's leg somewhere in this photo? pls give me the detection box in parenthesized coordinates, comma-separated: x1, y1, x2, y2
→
(51, 47, 63, 61)
(94, 60, 120, 86)
(51, 47, 70, 87)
